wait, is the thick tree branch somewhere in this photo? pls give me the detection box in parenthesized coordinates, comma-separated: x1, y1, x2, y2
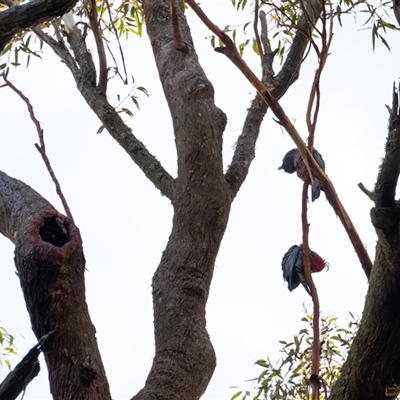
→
(31, 27, 81, 76)
(272, 0, 322, 95)
(225, 94, 268, 197)
(224, 15, 272, 197)
(87, 1, 108, 95)
(32, 25, 175, 199)
(0, 170, 112, 399)
(330, 84, 400, 400)
(374, 84, 400, 208)
(330, 209, 400, 400)
(0, 0, 78, 52)
(0, 331, 56, 400)
(393, 0, 400, 26)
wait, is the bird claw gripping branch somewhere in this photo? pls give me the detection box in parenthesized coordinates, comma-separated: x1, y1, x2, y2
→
(281, 244, 328, 295)
(279, 148, 326, 201)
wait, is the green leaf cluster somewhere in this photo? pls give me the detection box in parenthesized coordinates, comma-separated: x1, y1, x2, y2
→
(98, 1, 145, 39)
(0, 325, 18, 371)
(215, 0, 399, 62)
(230, 311, 359, 400)
(0, 0, 145, 72)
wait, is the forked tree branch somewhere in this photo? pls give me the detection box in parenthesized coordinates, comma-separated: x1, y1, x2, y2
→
(224, 0, 322, 199)
(103, 0, 128, 84)
(32, 25, 175, 199)
(187, 0, 372, 278)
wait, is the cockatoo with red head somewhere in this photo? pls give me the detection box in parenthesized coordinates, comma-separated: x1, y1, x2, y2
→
(281, 244, 328, 295)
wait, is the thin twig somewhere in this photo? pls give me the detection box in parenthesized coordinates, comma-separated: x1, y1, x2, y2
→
(104, 0, 128, 84)
(259, 10, 271, 53)
(171, 0, 186, 50)
(1, 74, 74, 222)
(358, 182, 375, 201)
(301, 181, 321, 400)
(254, 0, 263, 62)
(88, 0, 108, 94)
(305, 0, 333, 147)
(259, 10, 276, 78)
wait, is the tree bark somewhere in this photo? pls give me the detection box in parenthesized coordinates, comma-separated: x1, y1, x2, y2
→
(0, 0, 78, 52)
(329, 87, 400, 400)
(0, 331, 57, 400)
(127, 1, 232, 398)
(0, 171, 112, 400)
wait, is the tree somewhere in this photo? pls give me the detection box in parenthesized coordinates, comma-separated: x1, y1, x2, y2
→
(0, 0, 400, 399)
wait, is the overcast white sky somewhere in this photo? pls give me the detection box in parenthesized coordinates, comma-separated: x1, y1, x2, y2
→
(0, 1, 398, 399)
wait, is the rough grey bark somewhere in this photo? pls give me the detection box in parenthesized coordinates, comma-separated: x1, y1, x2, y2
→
(329, 87, 400, 400)
(0, 171, 112, 400)
(0, 0, 77, 52)
(0, 331, 56, 400)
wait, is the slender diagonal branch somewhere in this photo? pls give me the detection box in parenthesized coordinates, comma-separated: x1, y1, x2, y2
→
(1, 74, 74, 222)
(301, 181, 321, 400)
(88, 0, 108, 95)
(254, 0, 263, 61)
(104, 0, 128, 84)
(358, 182, 375, 201)
(187, 0, 372, 278)
(31, 27, 81, 75)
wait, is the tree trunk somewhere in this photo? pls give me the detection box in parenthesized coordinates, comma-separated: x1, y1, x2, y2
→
(330, 86, 400, 400)
(0, 171, 112, 400)
(129, 2, 232, 398)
